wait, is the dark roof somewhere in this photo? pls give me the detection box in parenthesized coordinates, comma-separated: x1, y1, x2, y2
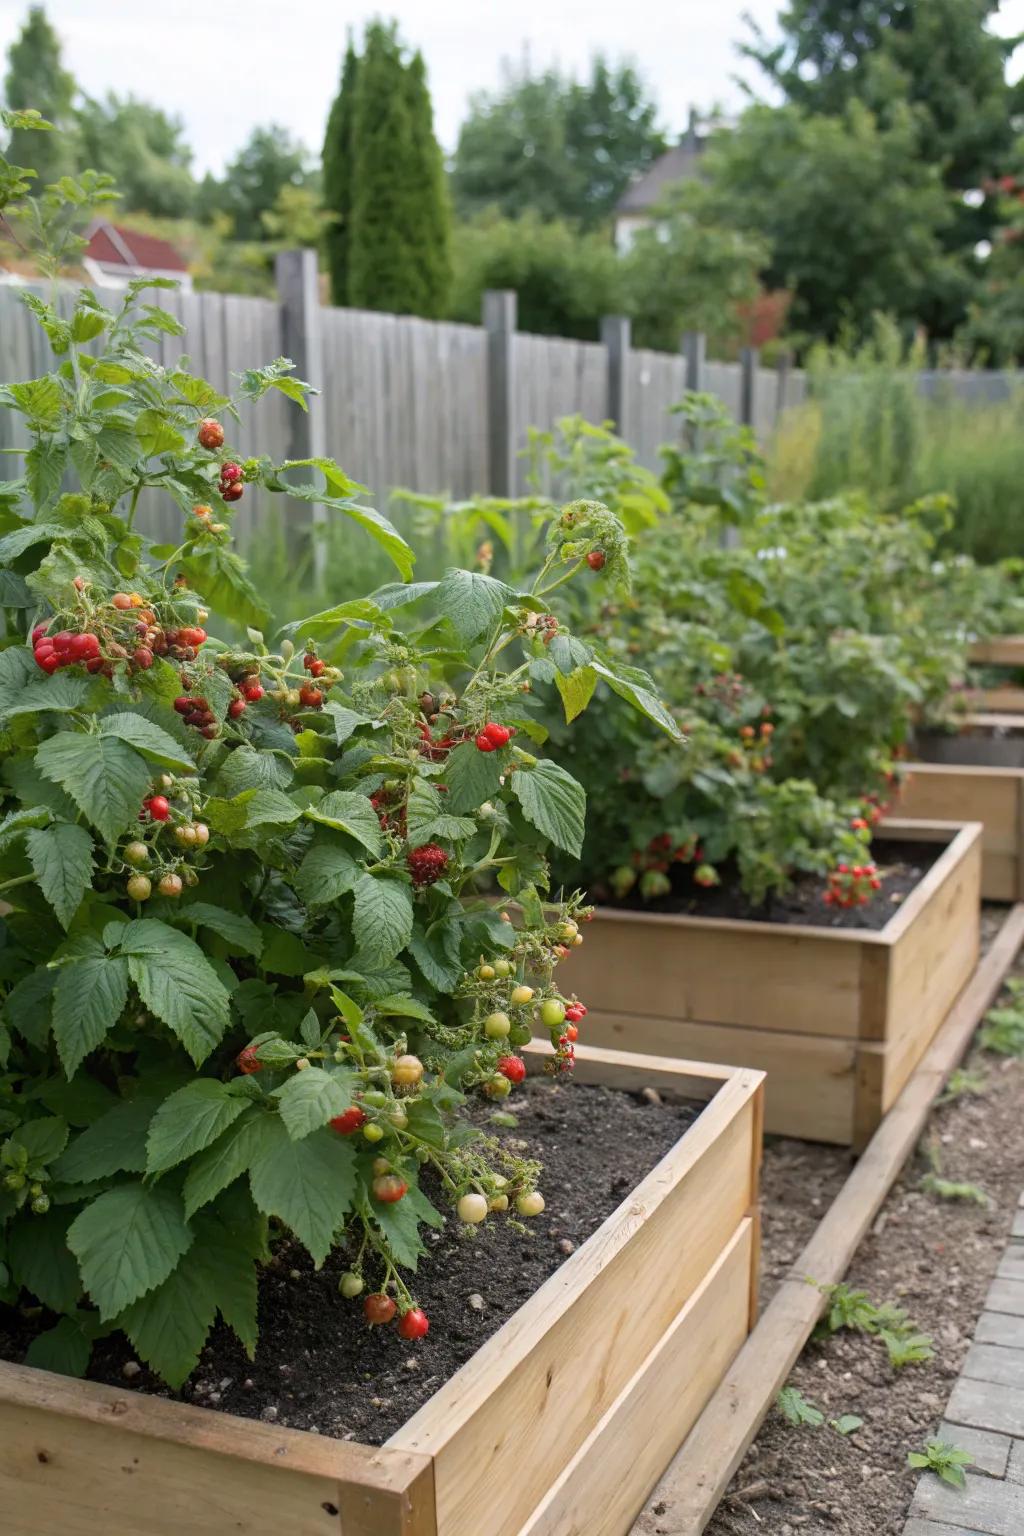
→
(85, 222, 188, 273)
(616, 138, 706, 215)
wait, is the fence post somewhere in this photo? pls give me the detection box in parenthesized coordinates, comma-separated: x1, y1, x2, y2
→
(601, 314, 631, 436)
(740, 345, 759, 430)
(483, 289, 517, 497)
(275, 248, 327, 581)
(681, 330, 706, 394)
(775, 349, 792, 419)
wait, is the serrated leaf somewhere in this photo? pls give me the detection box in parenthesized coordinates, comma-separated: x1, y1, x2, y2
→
(146, 1081, 250, 1174)
(52, 1095, 159, 1184)
(179, 902, 263, 956)
(590, 659, 681, 739)
(118, 920, 231, 1065)
(248, 1119, 357, 1265)
(52, 951, 129, 1078)
(36, 732, 151, 844)
(25, 822, 95, 928)
(12, 1115, 68, 1165)
(407, 920, 463, 991)
(323, 702, 376, 744)
(406, 780, 475, 843)
(135, 408, 185, 456)
(352, 874, 413, 968)
(511, 759, 586, 857)
(435, 568, 512, 643)
(100, 712, 195, 771)
(303, 790, 383, 855)
(293, 838, 359, 908)
(555, 665, 598, 723)
(241, 788, 303, 828)
(0, 644, 38, 714)
(8, 1208, 81, 1312)
(24, 1316, 92, 1378)
(182, 1110, 269, 1220)
(272, 1066, 353, 1140)
(67, 1182, 193, 1320)
(6, 672, 94, 718)
(442, 739, 505, 814)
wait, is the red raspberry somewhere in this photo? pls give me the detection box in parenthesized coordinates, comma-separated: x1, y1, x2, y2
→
(497, 1055, 526, 1084)
(398, 1306, 429, 1340)
(68, 632, 101, 661)
(329, 1106, 367, 1135)
(144, 795, 171, 821)
(222, 483, 244, 503)
(298, 685, 323, 709)
(219, 461, 242, 485)
(586, 549, 606, 571)
(482, 722, 512, 747)
(35, 649, 60, 674)
(236, 1045, 262, 1075)
(242, 681, 264, 702)
(475, 733, 497, 753)
(198, 418, 224, 450)
(407, 843, 449, 888)
(228, 698, 247, 719)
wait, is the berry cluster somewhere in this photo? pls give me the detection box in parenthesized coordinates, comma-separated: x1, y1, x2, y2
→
(32, 592, 208, 679)
(196, 420, 244, 504)
(824, 861, 882, 909)
(406, 842, 449, 887)
(694, 670, 745, 707)
(475, 721, 513, 753)
(522, 610, 560, 646)
(124, 790, 210, 901)
(611, 831, 714, 901)
(173, 694, 220, 740)
(33, 625, 100, 674)
(219, 461, 244, 504)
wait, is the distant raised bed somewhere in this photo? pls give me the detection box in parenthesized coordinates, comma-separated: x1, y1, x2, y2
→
(895, 762, 1024, 901)
(562, 820, 981, 1149)
(968, 636, 1024, 667)
(916, 713, 1024, 769)
(0, 1044, 763, 1536)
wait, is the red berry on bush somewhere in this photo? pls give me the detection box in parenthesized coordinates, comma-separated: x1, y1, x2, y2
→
(407, 843, 449, 888)
(475, 732, 496, 753)
(497, 1055, 526, 1084)
(586, 549, 607, 571)
(222, 482, 244, 503)
(329, 1106, 367, 1135)
(145, 795, 171, 821)
(198, 418, 224, 449)
(174, 696, 193, 714)
(68, 632, 101, 661)
(564, 1023, 579, 1042)
(298, 685, 323, 709)
(308, 658, 325, 678)
(237, 1045, 262, 1075)
(482, 721, 512, 747)
(228, 698, 247, 719)
(363, 1293, 397, 1325)
(35, 649, 60, 674)
(51, 631, 74, 654)
(31, 624, 49, 643)
(242, 681, 264, 702)
(398, 1307, 430, 1340)
(219, 461, 242, 485)
(133, 647, 154, 669)
(372, 1173, 409, 1204)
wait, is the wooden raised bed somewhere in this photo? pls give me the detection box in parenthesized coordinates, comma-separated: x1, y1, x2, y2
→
(0, 1043, 764, 1536)
(915, 712, 1024, 769)
(968, 636, 1024, 667)
(895, 763, 1024, 901)
(562, 819, 981, 1150)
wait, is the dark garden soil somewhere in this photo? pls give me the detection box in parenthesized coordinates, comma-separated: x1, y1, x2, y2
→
(0, 1078, 700, 1446)
(699, 951, 1024, 1536)
(602, 838, 941, 933)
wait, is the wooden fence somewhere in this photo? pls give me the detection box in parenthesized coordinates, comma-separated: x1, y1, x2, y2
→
(0, 251, 806, 545)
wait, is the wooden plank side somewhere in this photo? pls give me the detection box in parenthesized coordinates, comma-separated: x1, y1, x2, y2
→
(563, 910, 865, 1038)
(0, 1363, 433, 1536)
(577, 1009, 855, 1144)
(969, 687, 1024, 713)
(391, 1082, 758, 1536)
(880, 825, 981, 1087)
(522, 1220, 754, 1536)
(894, 764, 1020, 901)
(970, 637, 1024, 667)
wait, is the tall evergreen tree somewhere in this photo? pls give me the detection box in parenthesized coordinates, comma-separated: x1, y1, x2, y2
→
(3, 6, 77, 186)
(346, 22, 450, 317)
(322, 40, 359, 305)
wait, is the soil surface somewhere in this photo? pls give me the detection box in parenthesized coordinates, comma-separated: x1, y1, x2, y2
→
(699, 953, 1024, 1536)
(604, 838, 940, 933)
(0, 1079, 699, 1446)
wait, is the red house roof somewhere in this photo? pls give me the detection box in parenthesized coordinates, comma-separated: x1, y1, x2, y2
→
(85, 222, 188, 274)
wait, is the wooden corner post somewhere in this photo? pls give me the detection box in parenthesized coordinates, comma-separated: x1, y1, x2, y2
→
(740, 345, 759, 429)
(483, 289, 517, 497)
(275, 248, 328, 583)
(681, 330, 706, 394)
(601, 314, 631, 436)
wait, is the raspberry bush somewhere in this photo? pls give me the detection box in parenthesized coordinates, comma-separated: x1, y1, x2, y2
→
(0, 126, 674, 1387)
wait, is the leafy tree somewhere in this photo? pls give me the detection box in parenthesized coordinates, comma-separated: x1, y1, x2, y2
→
(620, 190, 766, 350)
(205, 125, 312, 242)
(347, 22, 450, 316)
(322, 40, 359, 305)
(75, 95, 195, 218)
(452, 57, 665, 229)
(449, 211, 622, 339)
(689, 103, 964, 343)
(2, 6, 76, 185)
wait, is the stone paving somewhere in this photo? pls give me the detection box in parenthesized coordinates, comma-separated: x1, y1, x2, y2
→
(904, 1193, 1024, 1535)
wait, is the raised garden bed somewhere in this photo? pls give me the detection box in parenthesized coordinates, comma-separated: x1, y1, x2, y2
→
(915, 712, 1024, 769)
(968, 636, 1024, 667)
(895, 762, 1024, 901)
(0, 1043, 763, 1536)
(562, 820, 982, 1149)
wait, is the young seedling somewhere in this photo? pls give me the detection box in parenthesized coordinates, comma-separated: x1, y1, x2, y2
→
(937, 1066, 988, 1105)
(907, 1439, 974, 1488)
(777, 1385, 825, 1427)
(812, 1281, 935, 1367)
(979, 981, 1024, 1056)
(920, 1171, 991, 1207)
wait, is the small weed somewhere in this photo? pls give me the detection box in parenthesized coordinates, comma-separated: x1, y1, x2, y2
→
(831, 1413, 864, 1435)
(920, 1171, 991, 1207)
(907, 1439, 974, 1488)
(812, 1281, 935, 1367)
(778, 1385, 824, 1427)
(881, 1330, 935, 1368)
(979, 980, 1024, 1056)
(817, 1281, 878, 1334)
(937, 1066, 988, 1105)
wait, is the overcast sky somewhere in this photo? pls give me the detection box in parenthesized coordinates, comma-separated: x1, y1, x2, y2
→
(2, 0, 1024, 176)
